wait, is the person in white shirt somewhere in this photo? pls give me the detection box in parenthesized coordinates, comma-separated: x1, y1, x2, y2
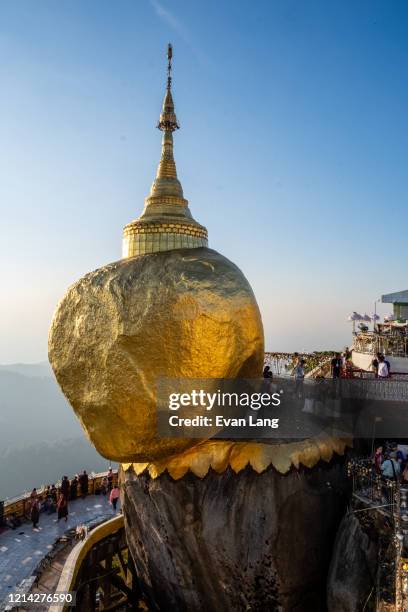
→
(377, 355, 389, 378)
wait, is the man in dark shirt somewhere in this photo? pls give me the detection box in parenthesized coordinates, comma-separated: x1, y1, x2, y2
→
(331, 353, 342, 378)
(371, 353, 381, 378)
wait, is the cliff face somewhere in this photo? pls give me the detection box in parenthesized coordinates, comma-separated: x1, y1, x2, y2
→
(122, 459, 348, 611)
(328, 502, 397, 611)
(327, 513, 378, 611)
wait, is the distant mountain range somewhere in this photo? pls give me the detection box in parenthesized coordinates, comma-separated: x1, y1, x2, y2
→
(0, 362, 112, 500)
(0, 361, 53, 378)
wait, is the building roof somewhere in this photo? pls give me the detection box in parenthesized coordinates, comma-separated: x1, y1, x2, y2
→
(381, 290, 408, 304)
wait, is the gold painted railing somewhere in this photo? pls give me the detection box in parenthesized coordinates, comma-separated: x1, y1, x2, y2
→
(49, 514, 125, 612)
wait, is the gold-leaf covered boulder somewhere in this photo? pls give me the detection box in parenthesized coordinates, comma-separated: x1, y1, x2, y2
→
(48, 247, 264, 462)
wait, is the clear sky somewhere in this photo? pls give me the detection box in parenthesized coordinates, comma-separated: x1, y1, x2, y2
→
(0, 0, 407, 362)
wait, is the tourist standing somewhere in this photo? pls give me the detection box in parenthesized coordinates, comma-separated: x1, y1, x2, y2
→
(292, 358, 305, 399)
(378, 355, 389, 378)
(371, 353, 380, 378)
(31, 499, 40, 529)
(330, 353, 342, 379)
(50, 484, 58, 503)
(372, 445, 383, 474)
(79, 470, 89, 498)
(70, 476, 78, 500)
(101, 476, 108, 495)
(381, 452, 400, 480)
(109, 485, 120, 512)
(57, 493, 69, 522)
(107, 467, 114, 491)
(60, 476, 70, 500)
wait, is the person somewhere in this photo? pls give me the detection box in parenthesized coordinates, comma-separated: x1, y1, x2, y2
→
(372, 445, 383, 474)
(31, 499, 40, 529)
(107, 467, 114, 491)
(50, 484, 58, 503)
(292, 358, 305, 399)
(30, 488, 38, 501)
(60, 476, 70, 500)
(263, 366, 273, 379)
(384, 354, 391, 377)
(343, 347, 352, 363)
(6, 513, 21, 530)
(378, 355, 389, 378)
(381, 452, 400, 480)
(57, 493, 68, 522)
(47, 495, 57, 515)
(330, 353, 342, 379)
(42, 495, 52, 514)
(109, 485, 120, 511)
(371, 353, 380, 378)
(79, 470, 89, 498)
(100, 476, 108, 495)
(392, 445, 406, 469)
(70, 476, 78, 501)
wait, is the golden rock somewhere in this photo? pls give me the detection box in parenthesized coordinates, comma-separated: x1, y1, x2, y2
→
(48, 247, 264, 462)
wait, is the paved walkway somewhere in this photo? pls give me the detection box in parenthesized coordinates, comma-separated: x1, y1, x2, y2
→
(0, 494, 120, 604)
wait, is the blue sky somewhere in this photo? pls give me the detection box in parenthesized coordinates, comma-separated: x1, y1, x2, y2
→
(0, 0, 407, 362)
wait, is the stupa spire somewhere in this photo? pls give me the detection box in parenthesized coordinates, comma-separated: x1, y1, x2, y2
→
(122, 44, 208, 259)
(150, 44, 183, 200)
(157, 43, 179, 132)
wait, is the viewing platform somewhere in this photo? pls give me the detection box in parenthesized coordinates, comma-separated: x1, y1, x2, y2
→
(0, 471, 120, 611)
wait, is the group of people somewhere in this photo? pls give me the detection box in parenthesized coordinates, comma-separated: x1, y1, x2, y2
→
(371, 353, 391, 378)
(27, 471, 89, 529)
(330, 348, 354, 379)
(372, 443, 408, 481)
(25, 468, 119, 530)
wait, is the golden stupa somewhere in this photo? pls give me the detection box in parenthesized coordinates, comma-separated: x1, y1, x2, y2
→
(48, 45, 264, 463)
(122, 45, 208, 257)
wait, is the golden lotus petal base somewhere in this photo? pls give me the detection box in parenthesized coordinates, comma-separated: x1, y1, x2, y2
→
(122, 433, 352, 480)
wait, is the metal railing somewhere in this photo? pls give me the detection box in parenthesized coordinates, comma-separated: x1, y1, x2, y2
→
(348, 458, 400, 516)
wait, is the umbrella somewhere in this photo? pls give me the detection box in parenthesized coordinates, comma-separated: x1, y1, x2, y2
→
(347, 312, 362, 334)
(370, 313, 380, 321)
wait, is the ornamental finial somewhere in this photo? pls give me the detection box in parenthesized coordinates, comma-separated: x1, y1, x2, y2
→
(157, 43, 179, 132)
(167, 43, 173, 91)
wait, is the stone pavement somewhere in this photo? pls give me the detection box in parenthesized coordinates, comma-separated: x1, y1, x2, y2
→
(0, 494, 121, 605)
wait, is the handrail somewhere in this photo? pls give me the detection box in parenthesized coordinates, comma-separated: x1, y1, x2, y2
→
(49, 513, 124, 612)
(2, 469, 118, 521)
